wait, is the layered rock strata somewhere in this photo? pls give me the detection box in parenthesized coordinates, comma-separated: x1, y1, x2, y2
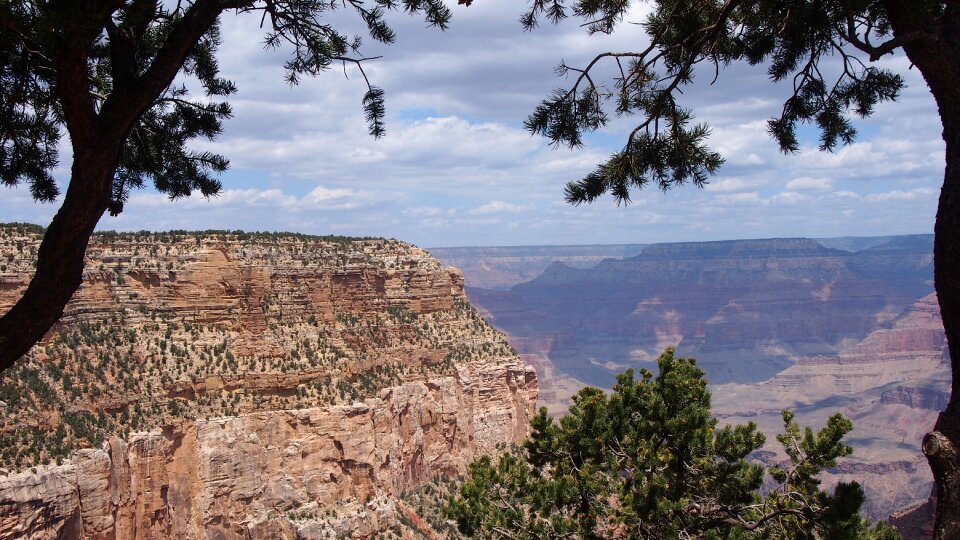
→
(712, 293, 949, 519)
(0, 364, 534, 539)
(460, 236, 943, 519)
(0, 225, 537, 539)
(470, 236, 934, 388)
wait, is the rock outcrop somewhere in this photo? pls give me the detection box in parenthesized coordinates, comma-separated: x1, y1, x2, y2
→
(0, 364, 534, 539)
(711, 293, 948, 520)
(889, 488, 936, 540)
(0, 226, 537, 539)
(718, 293, 947, 408)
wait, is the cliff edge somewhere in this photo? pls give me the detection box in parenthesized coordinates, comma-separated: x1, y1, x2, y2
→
(0, 226, 537, 539)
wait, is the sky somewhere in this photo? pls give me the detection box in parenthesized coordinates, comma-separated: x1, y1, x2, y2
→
(0, 0, 946, 248)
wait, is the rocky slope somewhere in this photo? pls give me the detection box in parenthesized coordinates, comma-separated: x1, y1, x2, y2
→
(712, 293, 949, 520)
(460, 235, 944, 520)
(0, 224, 537, 539)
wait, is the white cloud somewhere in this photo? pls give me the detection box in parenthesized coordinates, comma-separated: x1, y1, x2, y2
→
(770, 191, 811, 205)
(713, 192, 761, 205)
(224, 189, 298, 207)
(705, 178, 755, 193)
(404, 206, 444, 217)
(303, 186, 354, 206)
(471, 200, 532, 215)
(865, 188, 937, 202)
(785, 177, 833, 191)
(741, 153, 766, 165)
(4, 0, 946, 247)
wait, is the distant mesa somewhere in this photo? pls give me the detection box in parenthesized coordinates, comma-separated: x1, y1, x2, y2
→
(450, 235, 934, 388)
(437, 233, 943, 522)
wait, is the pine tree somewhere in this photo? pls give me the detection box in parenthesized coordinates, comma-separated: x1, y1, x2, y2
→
(446, 348, 901, 539)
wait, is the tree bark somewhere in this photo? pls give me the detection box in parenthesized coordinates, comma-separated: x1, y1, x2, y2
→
(0, 148, 115, 371)
(927, 115, 960, 540)
(886, 3, 960, 538)
(0, 8, 113, 371)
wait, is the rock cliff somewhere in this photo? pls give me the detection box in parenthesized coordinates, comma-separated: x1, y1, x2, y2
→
(461, 235, 943, 519)
(0, 225, 537, 539)
(709, 293, 949, 520)
(469, 235, 934, 394)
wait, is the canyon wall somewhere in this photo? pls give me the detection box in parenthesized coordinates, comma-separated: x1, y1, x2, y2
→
(467, 236, 934, 390)
(712, 292, 949, 520)
(0, 364, 534, 539)
(455, 235, 945, 520)
(429, 244, 646, 290)
(0, 225, 537, 539)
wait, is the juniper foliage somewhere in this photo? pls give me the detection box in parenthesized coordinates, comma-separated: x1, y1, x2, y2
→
(447, 348, 901, 539)
(522, 4, 960, 536)
(522, 0, 908, 204)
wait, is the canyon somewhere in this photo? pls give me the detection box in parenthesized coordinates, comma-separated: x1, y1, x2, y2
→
(457, 236, 934, 388)
(434, 235, 946, 522)
(0, 225, 537, 539)
(0, 226, 945, 537)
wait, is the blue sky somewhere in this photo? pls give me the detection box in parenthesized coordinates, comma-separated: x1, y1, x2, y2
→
(0, 0, 945, 247)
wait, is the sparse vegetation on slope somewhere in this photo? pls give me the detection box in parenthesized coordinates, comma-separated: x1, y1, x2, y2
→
(0, 225, 515, 472)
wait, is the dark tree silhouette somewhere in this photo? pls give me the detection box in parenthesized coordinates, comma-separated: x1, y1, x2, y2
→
(447, 349, 902, 539)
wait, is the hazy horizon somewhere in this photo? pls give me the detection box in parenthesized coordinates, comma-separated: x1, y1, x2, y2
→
(1, 221, 935, 251)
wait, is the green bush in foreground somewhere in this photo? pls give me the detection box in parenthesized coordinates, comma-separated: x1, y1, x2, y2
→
(446, 348, 900, 539)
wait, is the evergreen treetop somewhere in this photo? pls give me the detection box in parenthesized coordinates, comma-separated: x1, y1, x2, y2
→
(447, 348, 901, 539)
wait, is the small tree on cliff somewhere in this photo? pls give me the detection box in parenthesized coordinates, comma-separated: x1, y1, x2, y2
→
(517, 1, 960, 536)
(446, 349, 901, 539)
(0, 0, 449, 368)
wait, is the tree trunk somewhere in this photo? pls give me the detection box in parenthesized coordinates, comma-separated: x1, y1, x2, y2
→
(927, 104, 960, 540)
(887, 4, 960, 538)
(0, 147, 115, 371)
(0, 1, 225, 371)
